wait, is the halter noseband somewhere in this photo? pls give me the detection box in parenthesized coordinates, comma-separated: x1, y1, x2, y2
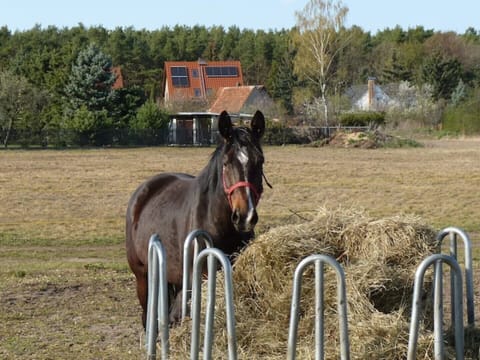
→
(222, 166, 261, 209)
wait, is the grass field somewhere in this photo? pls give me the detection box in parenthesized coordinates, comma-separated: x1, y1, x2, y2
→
(1, 138, 479, 359)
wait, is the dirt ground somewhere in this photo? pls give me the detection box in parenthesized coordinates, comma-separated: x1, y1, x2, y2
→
(0, 246, 142, 359)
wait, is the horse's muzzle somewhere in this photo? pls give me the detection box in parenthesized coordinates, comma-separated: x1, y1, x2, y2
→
(232, 207, 258, 233)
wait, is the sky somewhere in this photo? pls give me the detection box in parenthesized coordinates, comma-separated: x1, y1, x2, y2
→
(0, 0, 479, 34)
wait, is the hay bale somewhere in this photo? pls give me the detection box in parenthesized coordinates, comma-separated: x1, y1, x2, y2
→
(169, 207, 442, 359)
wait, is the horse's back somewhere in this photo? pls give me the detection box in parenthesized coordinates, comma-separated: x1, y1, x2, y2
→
(126, 172, 194, 274)
(127, 173, 191, 226)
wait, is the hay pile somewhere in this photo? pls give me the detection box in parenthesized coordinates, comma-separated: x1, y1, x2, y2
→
(169, 207, 448, 359)
(327, 130, 421, 149)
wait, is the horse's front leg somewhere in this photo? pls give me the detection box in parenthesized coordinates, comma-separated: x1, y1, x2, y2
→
(168, 284, 183, 325)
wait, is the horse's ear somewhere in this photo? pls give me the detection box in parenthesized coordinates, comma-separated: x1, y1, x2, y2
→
(218, 110, 233, 142)
(251, 110, 265, 139)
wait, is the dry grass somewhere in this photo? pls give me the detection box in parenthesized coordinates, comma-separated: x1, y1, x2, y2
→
(169, 205, 480, 359)
(169, 207, 442, 359)
(1, 138, 479, 359)
(0, 148, 208, 245)
(260, 138, 480, 234)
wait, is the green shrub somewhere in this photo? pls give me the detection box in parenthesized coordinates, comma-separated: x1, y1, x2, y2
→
(339, 111, 386, 127)
(264, 121, 302, 145)
(131, 100, 169, 130)
(442, 97, 480, 135)
(383, 137, 423, 148)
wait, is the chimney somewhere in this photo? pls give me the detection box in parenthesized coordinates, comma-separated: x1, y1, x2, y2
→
(198, 58, 208, 99)
(368, 76, 376, 109)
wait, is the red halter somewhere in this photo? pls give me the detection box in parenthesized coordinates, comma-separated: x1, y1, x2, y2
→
(222, 166, 261, 209)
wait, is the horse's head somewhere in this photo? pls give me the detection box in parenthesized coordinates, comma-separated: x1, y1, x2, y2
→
(218, 110, 265, 233)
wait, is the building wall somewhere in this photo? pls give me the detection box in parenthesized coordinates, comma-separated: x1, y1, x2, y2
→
(169, 114, 216, 145)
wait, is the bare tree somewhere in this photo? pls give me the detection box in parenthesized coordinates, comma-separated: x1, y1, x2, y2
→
(293, 0, 349, 127)
(0, 71, 46, 148)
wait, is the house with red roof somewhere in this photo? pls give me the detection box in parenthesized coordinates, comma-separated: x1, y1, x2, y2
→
(163, 59, 243, 103)
(111, 66, 124, 89)
(163, 59, 275, 115)
(163, 59, 275, 145)
(209, 85, 275, 116)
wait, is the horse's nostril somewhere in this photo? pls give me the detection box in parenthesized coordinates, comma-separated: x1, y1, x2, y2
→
(232, 208, 257, 231)
(249, 210, 258, 226)
(231, 209, 240, 224)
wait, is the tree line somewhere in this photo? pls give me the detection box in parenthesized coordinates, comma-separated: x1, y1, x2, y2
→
(1, 16, 480, 147)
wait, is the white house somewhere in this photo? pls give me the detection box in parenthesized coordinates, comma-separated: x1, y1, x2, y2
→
(353, 77, 398, 111)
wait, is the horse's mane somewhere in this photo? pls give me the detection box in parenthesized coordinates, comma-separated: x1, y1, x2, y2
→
(199, 143, 223, 193)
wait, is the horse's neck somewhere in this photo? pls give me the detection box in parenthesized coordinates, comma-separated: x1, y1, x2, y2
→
(197, 152, 222, 191)
(195, 161, 233, 232)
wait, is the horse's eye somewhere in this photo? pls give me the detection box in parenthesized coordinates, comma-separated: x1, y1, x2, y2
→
(223, 153, 230, 166)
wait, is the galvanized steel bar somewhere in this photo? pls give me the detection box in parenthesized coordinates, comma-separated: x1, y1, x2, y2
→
(436, 227, 475, 326)
(203, 257, 217, 360)
(449, 232, 457, 328)
(407, 254, 464, 360)
(433, 259, 444, 359)
(190, 248, 237, 360)
(287, 254, 350, 360)
(315, 261, 325, 360)
(146, 234, 169, 360)
(146, 237, 159, 359)
(181, 230, 213, 321)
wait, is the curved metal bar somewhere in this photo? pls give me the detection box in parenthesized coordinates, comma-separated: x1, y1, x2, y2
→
(146, 234, 169, 360)
(287, 254, 350, 360)
(433, 258, 444, 359)
(181, 230, 213, 321)
(436, 227, 474, 326)
(407, 254, 464, 360)
(190, 248, 237, 360)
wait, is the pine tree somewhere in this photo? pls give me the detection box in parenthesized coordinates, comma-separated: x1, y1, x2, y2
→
(64, 43, 116, 113)
(63, 43, 117, 145)
(421, 54, 462, 101)
(450, 79, 466, 106)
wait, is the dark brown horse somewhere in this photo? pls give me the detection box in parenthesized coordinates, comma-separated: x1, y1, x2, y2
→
(126, 110, 266, 326)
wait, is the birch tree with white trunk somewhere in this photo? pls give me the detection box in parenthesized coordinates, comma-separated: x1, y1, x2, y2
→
(293, 0, 349, 127)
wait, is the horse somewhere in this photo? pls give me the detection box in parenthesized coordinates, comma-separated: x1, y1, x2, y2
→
(126, 110, 267, 326)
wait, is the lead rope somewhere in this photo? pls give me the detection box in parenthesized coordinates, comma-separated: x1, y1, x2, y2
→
(262, 171, 273, 189)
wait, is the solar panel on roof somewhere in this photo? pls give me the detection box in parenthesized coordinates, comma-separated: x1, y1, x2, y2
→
(171, 66, 187, 76)
(171, 66, 189, 87)
(172, 77, 189, 87)
(205, 66, 238, 77)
